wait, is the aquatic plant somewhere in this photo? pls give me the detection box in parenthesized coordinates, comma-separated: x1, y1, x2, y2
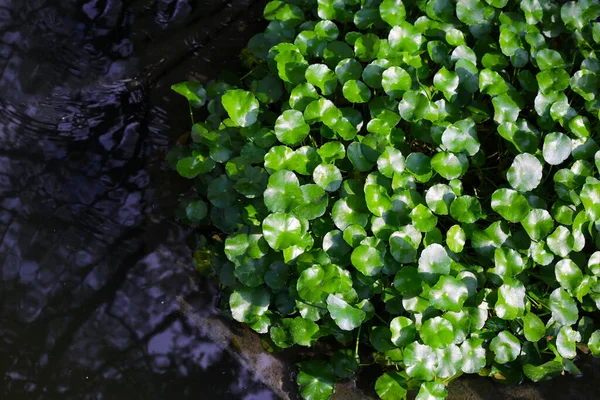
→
(169, 0, 600, 398)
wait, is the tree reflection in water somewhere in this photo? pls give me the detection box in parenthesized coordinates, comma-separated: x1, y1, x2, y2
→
(0, 0, 275, 399)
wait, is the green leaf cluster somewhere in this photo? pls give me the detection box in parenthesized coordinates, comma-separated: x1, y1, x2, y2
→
(170, 0, 600, 398)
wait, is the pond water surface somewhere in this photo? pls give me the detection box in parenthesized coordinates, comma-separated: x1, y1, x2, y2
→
(0, 1, 278, 398)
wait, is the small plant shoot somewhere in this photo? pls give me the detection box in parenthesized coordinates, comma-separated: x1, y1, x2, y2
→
(169, 0, 600, 399)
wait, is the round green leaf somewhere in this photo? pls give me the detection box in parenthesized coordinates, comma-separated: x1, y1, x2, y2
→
(296, 184, 328, 220)
(557, 326, 582, 359)
(252, 74, 283, 104)
(347, 142, 375, 171)
(416, 381, 448, 400)
(225, 230, 269, 266)
(388, 22, 423, 54)
(403, 342, 437, 380)
(589, 330, 600, 357)
(291, 317, 320, 346)
(221, 89, 259, 127)
(456, 0, 494, 25)
(289, 146, 320, 175)
(507, 153, 544, 192)
(264, 170, 303, 213)
(479, 69, 508, 96)
(489, 330, 521, 364)
(275, 110, 310, 146)
(446, 225, 466, 253)
(305, 64, 338, 95)
(382, 66, 412, 98)
(543, 132, 572, 165)
(343, 80, 372, 103)
(405, 152, 432, 182)
(313, 163, 343, 192)
(351, 245, 384, 276)
(435, 345, 463, 380)
(230, 286, 270, 323)
(418, 244, 451, 284)
(536, 49, 566, 71)
(355, 33, 381, 62)
(370, 326, 394, 353)
(375, 372, 408, 400)
(263, 212, 306, 250)
(495, 278, 526, 320)
(555, 259, 583, 293)
(571, 70, 598, 101)
(235, 257, 269, 288)
(176, 153, 216, 179)
(377, 147, 405, 178)
(546, 226, 574, 257)
(290, 83, 320, 111)
(492, 93, 521, 124)
(314, 19, 339, 39)
(461, 338, 487, 373)
(318, 142, 345, 164)
(426, 184, 456, 215)
(332, 197, 369, 231)
(394, 266, 422, 295)
(362, 62, 386, 89)
(172, 81, 207, 107)
(390, 316, 416, 347)
(521, 209, 554, 241)
(450, 195, 483, 224)
(433, 67, 459, 99)
(335, 58, 363, 84)
(491, 247, 525, 283)
(398, 91, 430, 122)
(491, 188, 530, 223)
(327, 294, 366, 331)
(343, 225, 367, 248)
(580, 182, 600, 221)
(430, 276, 469, 312)
(421, 316, 455, 349)
(297, 360, 335, 400)
(322, 231, 351, 266)
(275, 49, 308, 85)
(331, 350, 359, 379)
(431, 152, 469, 180)
(588, 252, 600, 276)
(208, 175, 236, 208)
(379, 0, 406, 26)
(264, 146, 293, 171)
(410, 204, 438, 232)
(442, 119, 480, 156)
(569, 115, 591, 139)
(265, 260, 290, 290)
(297, 265, 326, 303)
(365, 184, 393, 217)
(264, 1, 304, 25)
(523, 312, 546, 342)
(185, 199, 208, 222)
(549, 288, 579, 326)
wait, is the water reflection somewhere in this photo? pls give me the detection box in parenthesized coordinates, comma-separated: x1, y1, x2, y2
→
(0, 0, 275, 398)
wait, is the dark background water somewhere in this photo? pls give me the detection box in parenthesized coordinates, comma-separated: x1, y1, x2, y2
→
(0, 0, 277, 399)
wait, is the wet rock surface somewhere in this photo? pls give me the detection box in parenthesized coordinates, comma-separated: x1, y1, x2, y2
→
(0, 1, 598, 399)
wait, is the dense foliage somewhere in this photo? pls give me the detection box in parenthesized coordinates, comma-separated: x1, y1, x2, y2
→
(168, 0, 600, 398)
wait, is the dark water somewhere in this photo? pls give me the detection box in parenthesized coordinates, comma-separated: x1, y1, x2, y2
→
(0, 0, 276, 399)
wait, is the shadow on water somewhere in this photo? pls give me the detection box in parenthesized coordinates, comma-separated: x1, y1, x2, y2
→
(0, 0, 280, 399)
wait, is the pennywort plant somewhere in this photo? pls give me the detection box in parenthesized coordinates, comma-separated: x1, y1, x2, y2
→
(169, 0, 600, 398)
